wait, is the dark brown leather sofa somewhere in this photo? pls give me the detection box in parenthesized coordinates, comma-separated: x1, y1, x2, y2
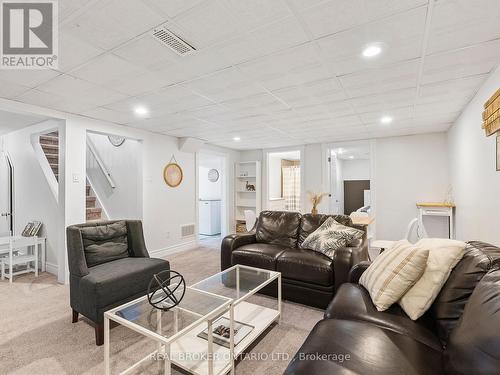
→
(284, 241, 500, 375)
(221, 211, 369, 309)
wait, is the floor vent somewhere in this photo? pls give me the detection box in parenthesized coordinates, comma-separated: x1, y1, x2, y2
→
(151, 25, 196, 56)
(181, 223, 196, 238)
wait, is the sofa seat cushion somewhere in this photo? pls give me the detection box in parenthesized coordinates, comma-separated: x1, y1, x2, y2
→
(284, 319, 443, 375)
(325, 284, 442, 351)
(276, 248, 333, 286)
(80, 257, 169, 309)
(232, 243, 289, 270)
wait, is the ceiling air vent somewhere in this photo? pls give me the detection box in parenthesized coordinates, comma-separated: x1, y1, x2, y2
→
(151, 25, 196, 56)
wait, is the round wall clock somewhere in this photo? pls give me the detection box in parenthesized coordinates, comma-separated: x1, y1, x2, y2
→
(208, 168, 219, 182)
(163, 162, 183, 187)
(108, 135, 126, 147)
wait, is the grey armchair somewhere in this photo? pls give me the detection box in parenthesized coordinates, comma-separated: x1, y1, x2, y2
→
(66, 220, 169, 345)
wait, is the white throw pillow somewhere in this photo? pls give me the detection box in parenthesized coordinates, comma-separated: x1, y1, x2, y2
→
(301, 217, 364, 259)
(360, 240, 429, 311)
(399, 238, 466, 320)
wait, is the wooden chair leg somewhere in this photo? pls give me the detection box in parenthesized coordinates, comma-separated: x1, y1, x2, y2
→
(72, 309, 79, 323)
(95, 322, 104, 346)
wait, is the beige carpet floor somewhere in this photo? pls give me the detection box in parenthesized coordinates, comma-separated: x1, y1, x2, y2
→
(0, 240, 323, 375)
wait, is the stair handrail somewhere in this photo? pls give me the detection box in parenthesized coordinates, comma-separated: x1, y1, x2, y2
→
(86, 137, 116, 189)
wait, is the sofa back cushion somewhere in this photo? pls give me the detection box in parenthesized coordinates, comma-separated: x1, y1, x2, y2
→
(444, 269, 500, 374)
(256, 211, 301, 248)
(80, 221, 129, 267)
(429, 241, 500, 344)
(298, 214, 353, 248)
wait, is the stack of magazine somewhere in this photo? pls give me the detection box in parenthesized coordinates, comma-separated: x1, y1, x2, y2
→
(21, 221, 43, 237)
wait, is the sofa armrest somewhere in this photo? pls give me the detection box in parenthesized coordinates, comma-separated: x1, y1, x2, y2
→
(221, 232, 257, 270)
(126, 220, 149, 258)
(66, 226, 89, 277)
(348, 261, 372, 283)
(332, 238, 370, 291)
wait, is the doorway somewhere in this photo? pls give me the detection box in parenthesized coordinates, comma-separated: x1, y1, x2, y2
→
(197, 153, 227, 243)
(329, 141, 372, 216)
(0, 151, 14, 236)
(266, 150, 302, 212)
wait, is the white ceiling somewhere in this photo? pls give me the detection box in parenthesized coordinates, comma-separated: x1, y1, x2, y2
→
(1, 0, 499, 150)
(0, 110, 49, 136)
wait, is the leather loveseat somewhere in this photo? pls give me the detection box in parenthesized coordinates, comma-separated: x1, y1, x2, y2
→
(221, 211, 369, 308)
(284, 241, 500, 375)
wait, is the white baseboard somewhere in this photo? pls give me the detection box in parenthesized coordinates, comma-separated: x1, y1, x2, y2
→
(149, 239, 198, 259)
(45, 262, 58, 275)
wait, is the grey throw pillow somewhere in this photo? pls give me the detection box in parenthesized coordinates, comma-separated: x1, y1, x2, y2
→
(81, 221, 129, 267)
(301, 217, 364, 258)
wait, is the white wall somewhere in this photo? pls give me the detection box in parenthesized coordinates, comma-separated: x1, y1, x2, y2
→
(375, 133, 450, 240)
(2, 120, 63, 272)
(86, 132, 141, 219)
(447, 67, 500, 245)
(268, 155, 282, 200)
(341, 159, 370, 180)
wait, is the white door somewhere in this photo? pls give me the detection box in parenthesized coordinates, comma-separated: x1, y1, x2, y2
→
(329, 153, 342, 214)
(0, 152, 13, 236)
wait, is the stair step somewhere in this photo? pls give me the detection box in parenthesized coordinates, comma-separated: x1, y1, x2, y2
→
(86, 207, 102, 221)
(45, 154, 58, 163)
(46, 131, 59, 137)
(86, 185, 91, 196)
(40, 135, 58, 145)
(49, 163, 58, 173)
(41, 144, 58, 152)
(86, 196, 96, 208)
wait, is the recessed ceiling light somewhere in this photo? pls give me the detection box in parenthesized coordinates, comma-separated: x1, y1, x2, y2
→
(233, 136, 241, 141)
(362, 44, 382, 58)
(337, 148, 344, 154)
(134, 105, 149, 116)
(349, 155, 355, 159)
(380, 115, 393, 124)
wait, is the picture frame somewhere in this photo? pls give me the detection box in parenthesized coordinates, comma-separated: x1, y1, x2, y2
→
(163, 162, 183, 187)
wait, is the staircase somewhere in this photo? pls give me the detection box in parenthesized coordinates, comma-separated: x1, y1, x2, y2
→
(86, 184, 103, 221)
(39, 131, 59, 181)
(39, 131, 104, 222)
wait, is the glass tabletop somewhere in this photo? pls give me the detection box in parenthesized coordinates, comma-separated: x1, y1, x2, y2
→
(190, 265, 279, 301)
(109, 287, 230, 338)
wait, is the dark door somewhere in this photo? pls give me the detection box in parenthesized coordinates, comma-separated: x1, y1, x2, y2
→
(344, 180, 370, 215)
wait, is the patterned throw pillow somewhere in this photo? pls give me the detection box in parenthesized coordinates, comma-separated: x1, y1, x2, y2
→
(301, 217, 364, 258)
(360, 240, 430, 311)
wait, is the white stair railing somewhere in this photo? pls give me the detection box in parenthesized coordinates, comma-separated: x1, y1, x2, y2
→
(86, 137, 116, 189)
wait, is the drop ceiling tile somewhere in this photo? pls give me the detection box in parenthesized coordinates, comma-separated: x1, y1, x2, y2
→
(418, 75, 487, 105)
(142, 0, 204, 18)
(427, 0, 500, 54)
(251, 16, 310, 56)
(340, 60, 419, 97)
(172, 0, 242, 48)
(0, 69, 61, 88)
(16, 89, 84, 112)
(57, 31, 105, 72)
(318, 7, 426, 75)
(218, 0, 292, 30)
(359, 106, 413, 125)
(0, 80, 31, 98)
(109, 72, 172, 96)
(422, 39, 500, 85)
(71, 54, 147, 87)
(301, 0, 427, 38)
(81, 107, 138, 124)
(347, 87, 416, 114)
(112, 35, 180, 72)
(287, 0, 330, 11)
(64, 0, 166, 50)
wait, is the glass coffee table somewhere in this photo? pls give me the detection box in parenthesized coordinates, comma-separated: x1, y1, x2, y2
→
(104, 265, 281, 375)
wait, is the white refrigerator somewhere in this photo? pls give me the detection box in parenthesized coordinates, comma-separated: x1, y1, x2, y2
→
(199, 199, 221, 235)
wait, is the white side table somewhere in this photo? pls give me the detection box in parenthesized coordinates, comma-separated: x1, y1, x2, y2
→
(416, 202, 455, 239)
(0, 236, 46, 283)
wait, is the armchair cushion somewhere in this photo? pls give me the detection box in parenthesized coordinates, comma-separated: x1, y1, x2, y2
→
(79, 257, 169, 322)
(80, 221, 129, 267)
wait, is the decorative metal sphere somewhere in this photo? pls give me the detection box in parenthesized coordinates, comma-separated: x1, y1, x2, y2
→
(147, 270, 186, 311)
